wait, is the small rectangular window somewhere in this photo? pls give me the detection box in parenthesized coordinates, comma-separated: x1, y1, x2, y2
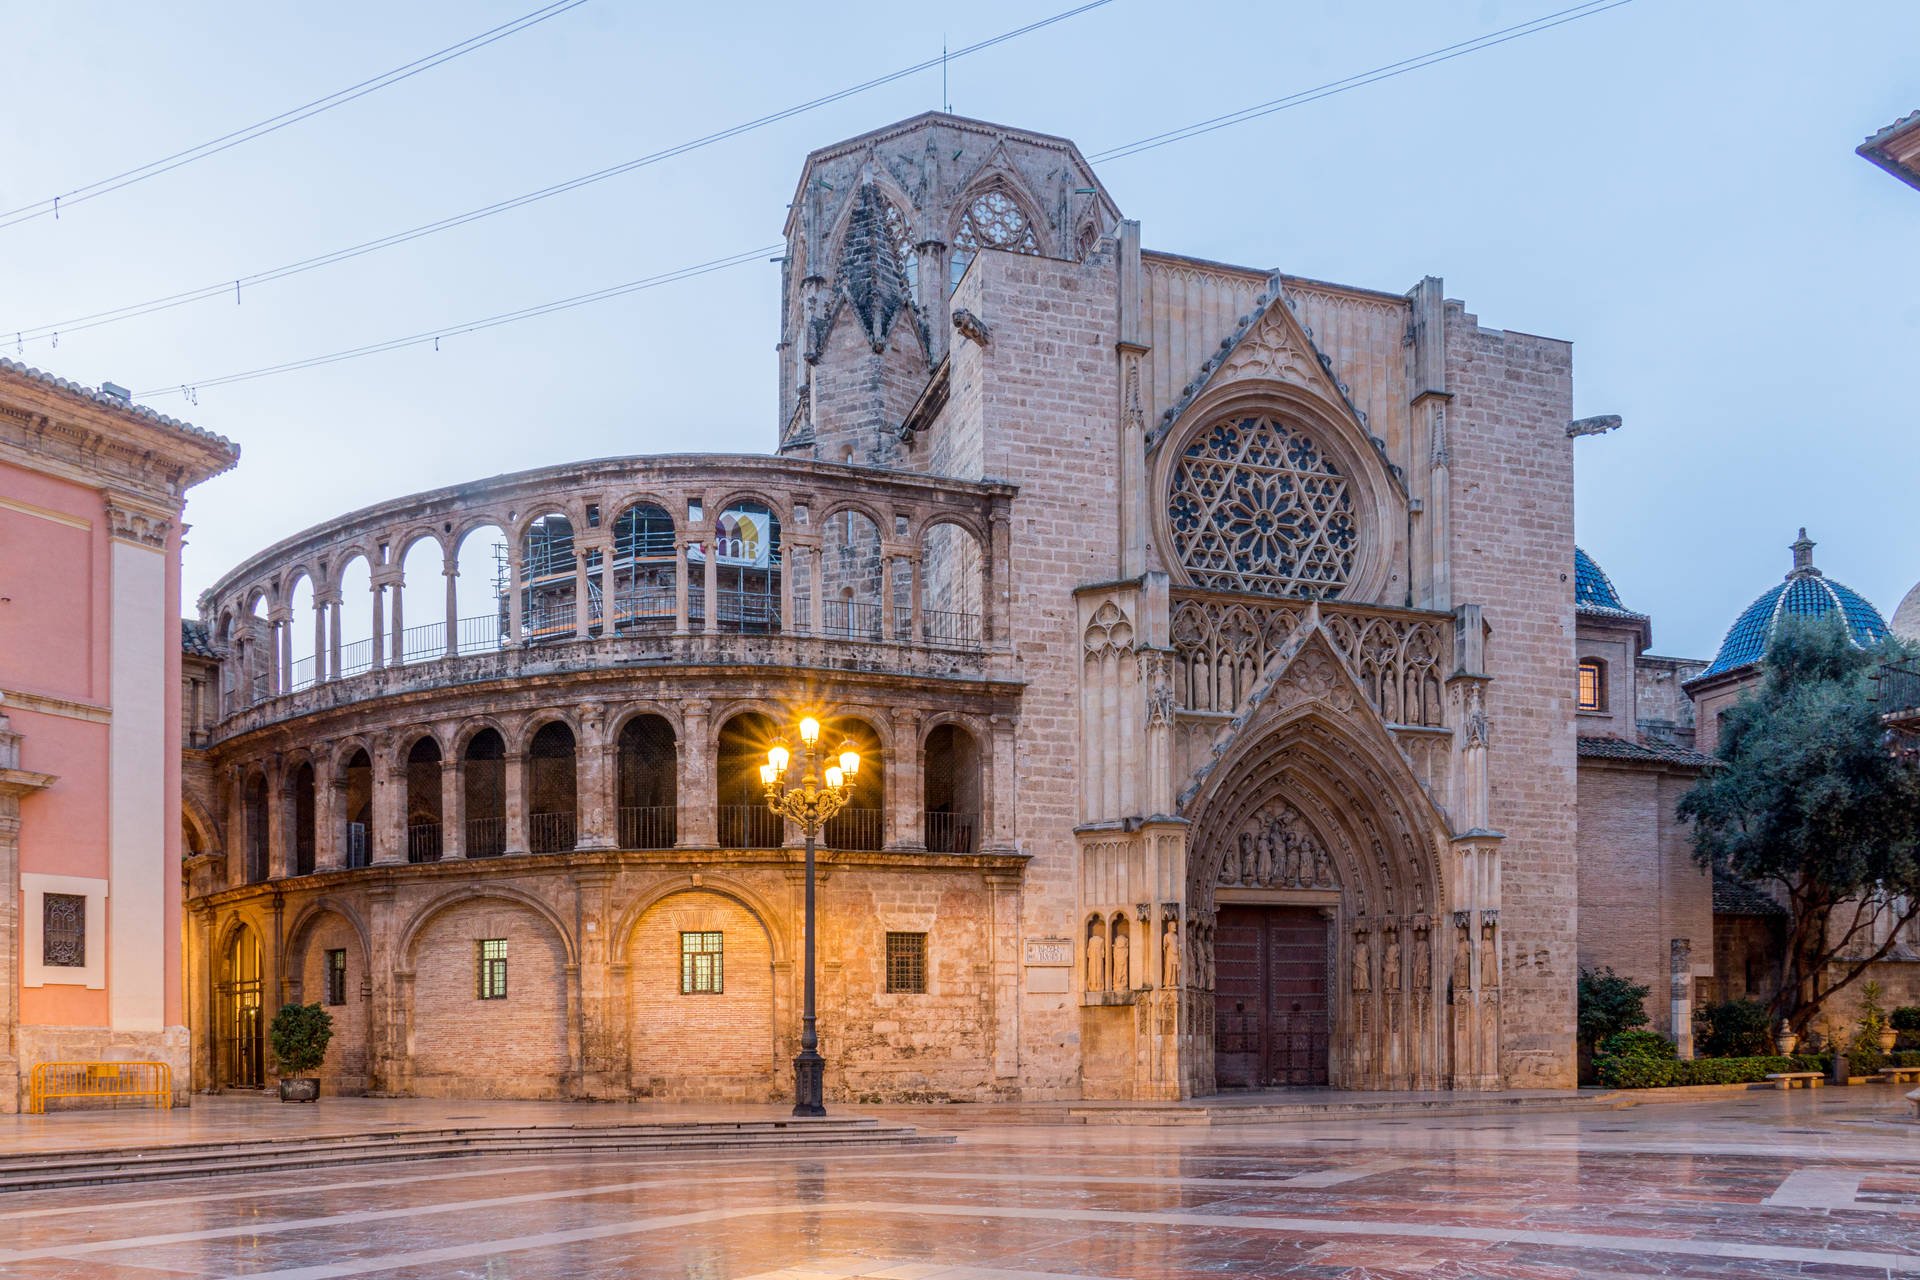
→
(681, 931, 723, 994)
(1577, 661, 1603, 712)
(886, 932, 927, 994)
(43, 893, 85, 968)
(478, 939, 508, 1000)
(324, 949, 347, 1006)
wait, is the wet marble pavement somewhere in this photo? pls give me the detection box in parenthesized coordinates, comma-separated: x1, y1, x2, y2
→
(1, 1088, 1916, 1278)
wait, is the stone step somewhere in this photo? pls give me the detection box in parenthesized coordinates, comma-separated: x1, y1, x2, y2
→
(1069, 1093, 1626, 1126)
(0, 1122, 950, 1192)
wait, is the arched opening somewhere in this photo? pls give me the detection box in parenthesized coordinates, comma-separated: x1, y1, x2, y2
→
(521, 512, 577, 642)
(922, 724, 981, 853)
(822, 717, 883, 851)
(287, 573, 316, 690)
(406, 737, 444, 862)
(616, 715, 677, 849)
(397, 537, 448, 665)
(463, 729, 506, 856)
(527, 722, 577, 853)
(295, 912, 367, 1093)
(245, 595, 271, 702)
(609, 503, 676, 631)
(408, 900, 569, 1096)
(700, 501, 781, 633)
(716, 712, 781, 848)
(343, 749, 372, 868)
(220, 925, 264, 1088)
(292, 762, 316, 875)
(243, 773, 269, 882)
(821, 508, 881, 640)
(920, 521, 984, 647)
(335, 554, 374, 677)
(453, 524, 509, 654)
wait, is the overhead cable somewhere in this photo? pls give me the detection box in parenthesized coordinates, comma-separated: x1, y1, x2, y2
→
(0, 1, 593, 230)
(4, 0, 1114, 345)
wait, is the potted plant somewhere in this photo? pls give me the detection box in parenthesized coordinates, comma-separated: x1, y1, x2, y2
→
(1858, 981, 1897, 1054)
(269, 1001, 333, 1102)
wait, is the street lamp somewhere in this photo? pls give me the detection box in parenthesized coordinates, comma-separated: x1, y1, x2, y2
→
(762, 714, 860, 1116)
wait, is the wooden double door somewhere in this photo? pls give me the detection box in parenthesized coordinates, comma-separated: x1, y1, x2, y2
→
(1214, 904, 1330, 1089)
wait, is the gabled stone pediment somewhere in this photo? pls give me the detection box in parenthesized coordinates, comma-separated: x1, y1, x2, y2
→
(1146, 279, 1379, 457)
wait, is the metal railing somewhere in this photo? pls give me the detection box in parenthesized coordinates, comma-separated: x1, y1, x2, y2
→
(397, 620, 446, 665)
(822, 599, 883, 641)
(617, 805, 678, 849)
(466, 816, 506, 857)
(1876, 660, 1920, 715)
(529, 811, 576, 854)
(457, 612, 503, 655)
(610, 587, 676, 629)
(523, 599, 577, 642)
(344, 822, 370, 868)
(922, 609, 982, 648)
(337, 638, 374, 679)
(924, 810, 979, 853)
(407, 822, 443, 863)
(822, 806, 883, 851)
(713, 588, 781, 633)
(718, 805, 783, 849)
(288, 655, 316, 691)
(29, 1061, 173, 1113)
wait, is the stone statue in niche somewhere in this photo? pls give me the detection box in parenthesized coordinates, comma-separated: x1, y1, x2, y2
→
(1162, 918, 1180, 988)
(1219, 803, 1336, 890)
(1351, 929, 1372, 993)
(1413, 927, 1432, 992)
(1085, 928, 1107, 993)
(1382, 928, 1402, 991)
(1112, 927, 1131, 991)
(1451, 924, 1472, 995)
(1479, 924, 1500, 989)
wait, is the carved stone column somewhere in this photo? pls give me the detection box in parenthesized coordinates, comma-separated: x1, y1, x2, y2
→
(677, 700, 715, 847)
(370, 737, 402, 864)
(440, 759, 464, 860)
(886, 707, 921, 850)
(575, 702, 613, 850)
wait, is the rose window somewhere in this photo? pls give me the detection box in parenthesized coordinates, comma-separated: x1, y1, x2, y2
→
(1169, 415, 1357, 597)
(950, 189, 1040, 292)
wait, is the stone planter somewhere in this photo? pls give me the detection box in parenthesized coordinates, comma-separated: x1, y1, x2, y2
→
(1877, 1028, 1898, 1053)
(277, 1076, 320, 1103)
(1774, 1024, 1799, 1057)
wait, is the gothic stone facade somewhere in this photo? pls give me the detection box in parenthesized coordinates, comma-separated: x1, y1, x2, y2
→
(184, 113, 1585, 1100)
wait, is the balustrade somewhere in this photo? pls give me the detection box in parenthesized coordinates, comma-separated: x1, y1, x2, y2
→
(466, 816, 507, 858)
(924, 810, 978, 853)
(406, 822, 443, 863)
(528, 811, 577, 854)
(617, 805, 678, 850)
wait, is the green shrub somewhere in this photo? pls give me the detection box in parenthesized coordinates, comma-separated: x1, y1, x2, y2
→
(1696, 998, 1772, 1058)
(1594, 1053, 1830, 1089)
(1578, 967, 1650, 1049)
(1890, 1006, 1920, 1033)
(1598, 1029, 1674, 1060)
(268, 1002, 334, 1076)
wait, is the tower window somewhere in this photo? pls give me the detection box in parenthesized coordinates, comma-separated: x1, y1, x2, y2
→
(1577, 660, 1605, 712)
(324, 949, 347, 1005)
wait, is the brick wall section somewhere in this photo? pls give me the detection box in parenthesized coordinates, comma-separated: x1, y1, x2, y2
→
(298, 912, 369, 1093)
(1575, 761, 1712, 1035)
(627, 890, 777, 1100)
(956, 248, 1120, 1096)
(809, 319, 927, 467)
(409, 900, 569, 1096)
(1444, 307, 1578, 1086)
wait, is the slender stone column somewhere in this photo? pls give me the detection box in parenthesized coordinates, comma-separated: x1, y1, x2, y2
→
(507, 540, 524, 644)
(887, 707, 921, 850)
(702, 539, 718, 634)
(318, 776, 343, 870)
(369, 581, 386, 671)
(443, 564, 460, 657)
(673, 543, 690, 635)
(880, 555, 896, 641)
(676, 700, 715, 847)
(573, 544, 591, 640)
(440, 759, 463, 860)
(810, 544, 825, 633)
(370, 740, 402, 864)
(313, 596, 329, 683)
(267, 759, 290, 878)
(327, 596, 342, 680)
(909, 555, 924, 646)
(389, 571, 405, 666)
(504, 751, 529, 854)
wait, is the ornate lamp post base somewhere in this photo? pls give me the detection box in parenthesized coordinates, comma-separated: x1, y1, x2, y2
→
(792, 1048, 826, 1116)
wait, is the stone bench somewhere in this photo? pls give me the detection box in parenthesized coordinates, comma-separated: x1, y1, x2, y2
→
(1764, 1072, 1824, 1090)
(1877, 1066, 1920, 1084)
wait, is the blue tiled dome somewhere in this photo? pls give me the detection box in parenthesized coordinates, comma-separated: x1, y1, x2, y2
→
(1701, 530, 1890, 678)
(1575, 547, 1632, 614)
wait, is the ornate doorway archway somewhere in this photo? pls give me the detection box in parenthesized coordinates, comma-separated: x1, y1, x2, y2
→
(220, 925, 264, 1089)
(1215, 904, 1330, 1088)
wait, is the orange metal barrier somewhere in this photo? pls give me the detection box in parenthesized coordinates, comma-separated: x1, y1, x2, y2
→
(28, 1060, 173, 1114)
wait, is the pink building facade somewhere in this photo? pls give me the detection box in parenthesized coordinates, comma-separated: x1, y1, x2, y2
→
(0, 360, 236, 1110)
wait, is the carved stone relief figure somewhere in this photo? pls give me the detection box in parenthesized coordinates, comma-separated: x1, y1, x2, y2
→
(1218, 802, 1337, 891)
(1162, 917, 1180, 988)
(1382, 928, 1402, 992)
(1111, 924, 1131, 992)
(1085, 922, 1108, 993)
(1412, 926, 1432, 992)
(1351, 929, 1372, 993)
(1451, 922, 1472, 996)
(1479, 923, 1500, 989)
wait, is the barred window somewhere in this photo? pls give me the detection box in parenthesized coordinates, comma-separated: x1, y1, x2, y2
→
(324, 949, 347, 1006)
(43, 893, 85, 968)
(885, 932, 927, 993)
(681, 931, 723, 994)
(477, 939, 508, 1000)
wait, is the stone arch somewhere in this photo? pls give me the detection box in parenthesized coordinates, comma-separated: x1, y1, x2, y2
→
(400, 888, 574, 1097)
(621, 886, 781, 1101)
(183, 791, 221, 859)
(948, 169, 1052, 259)
(214, 915, 267, 1088)
(284, 900, 373, 1093)
(1152, 380, 1405, 606)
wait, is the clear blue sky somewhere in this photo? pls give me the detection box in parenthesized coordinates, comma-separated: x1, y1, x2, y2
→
(5, 0, 1915, 661)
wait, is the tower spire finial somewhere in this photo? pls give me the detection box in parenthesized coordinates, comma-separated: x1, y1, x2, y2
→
(1789, 527, 1818, 578)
